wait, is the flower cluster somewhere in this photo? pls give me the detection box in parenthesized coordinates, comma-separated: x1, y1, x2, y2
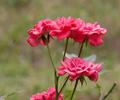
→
(58, 57, 102, 81)
(27, 17, 107, 47)
(27, 17, 107, 100)
(30, 88, 63, 100)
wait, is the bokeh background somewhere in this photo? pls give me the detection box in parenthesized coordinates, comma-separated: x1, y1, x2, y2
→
(0, 0, 120, 100)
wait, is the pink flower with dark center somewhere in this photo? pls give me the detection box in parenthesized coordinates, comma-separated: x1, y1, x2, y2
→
(30, 88, 63, 100)
(83, 22, 107, 46)
(58, 57, 102, 81)
(27, 19, 57, 46)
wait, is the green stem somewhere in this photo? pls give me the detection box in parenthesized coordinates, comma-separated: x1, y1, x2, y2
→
(63, 38, 69, 60)
(69, 40, 85, 100)
(58, 76, 69, 94)
(55, 38, 69, 99)
(55, 76, 59, 100)
(46, 44, 58, 100)
(56, 38, 69, 99)
(78, 41, 85, 57)
(101, 83, 116, 100)
(70, 79, 79, 100)
(46, 44, 56, 71)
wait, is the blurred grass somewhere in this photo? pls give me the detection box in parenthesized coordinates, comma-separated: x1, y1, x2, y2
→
(0, 0, 120, 100)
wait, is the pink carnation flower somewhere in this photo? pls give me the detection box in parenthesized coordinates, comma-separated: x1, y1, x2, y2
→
(58, 57, 102, 81)
(50, 17, 72, 40)
(50, 17, 84, 41)
(83, 22, 107, 46)
(50, 17, 87, 41)
(30, 88, 63, 100)
(27, 19, 57, 46)
(69, 18, 85, 43)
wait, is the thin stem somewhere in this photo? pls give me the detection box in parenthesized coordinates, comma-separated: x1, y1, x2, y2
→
(70, 79, 79, 100)
(55, 76, 59, 100)
(55, 38, 69, 99)
(46, 44, 58, 100)
(101, 83, 116, 100)
(69, 41, 85, 100)
(78, 41, 85, 57)
(56, 38, 69, 99)
(63, 38, 69, 60)
(46, 44, 56, 71)
(58, 76, 69, 94)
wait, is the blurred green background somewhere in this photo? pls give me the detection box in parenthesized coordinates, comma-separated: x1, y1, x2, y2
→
(0, 0, 120, 100)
